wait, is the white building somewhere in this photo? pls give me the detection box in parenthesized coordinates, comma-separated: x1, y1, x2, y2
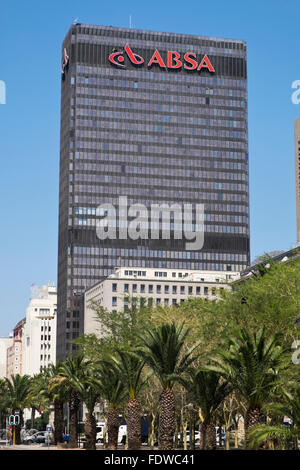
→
(22, 284, 57, 377)
(0, 336, 13, 378)
(84, 267, 239, 336)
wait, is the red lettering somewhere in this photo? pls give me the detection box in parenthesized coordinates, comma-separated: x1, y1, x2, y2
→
(148, 49, 166, 68)
(197, 55, 215, 72)
(109, 51, 125, 67)
(183, 52, 198, 70)
(167, 51, 182, 69)
(124, 44, 144, 65)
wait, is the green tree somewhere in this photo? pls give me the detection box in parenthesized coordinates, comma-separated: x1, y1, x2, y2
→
(0, 378, 9, 428)
(182, 368, 232, 449)
(69, 362, 103, 450)
(96, 360, 125, 450)
(139, 322, 199, 450)
(27, 372, 50, 429)
(5, 374, 32, 444)
(247, 385, 300, 449)
(111, 349, 150, 449)
(208, 327, 287, 447)
(52, 354, 87, 448)
(47, 363, 68, 445)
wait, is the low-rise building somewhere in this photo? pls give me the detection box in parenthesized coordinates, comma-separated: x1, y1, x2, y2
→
(84, 267, 239, 336)
(0, 336, 13, 378)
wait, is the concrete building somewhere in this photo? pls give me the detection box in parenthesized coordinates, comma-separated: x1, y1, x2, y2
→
(22, 284, 57, 377)
(57, 24, 249, 360)
(6, 319, 26, 379)
(0, 336, 13, 378)
(84, 267, 239, 336)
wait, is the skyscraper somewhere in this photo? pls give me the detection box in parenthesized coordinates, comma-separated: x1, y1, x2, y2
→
(57, 24, 249, 360)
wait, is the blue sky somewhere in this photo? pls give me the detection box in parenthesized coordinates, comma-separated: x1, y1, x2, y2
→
(0, 0, 300, 336)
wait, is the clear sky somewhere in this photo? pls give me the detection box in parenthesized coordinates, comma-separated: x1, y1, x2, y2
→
(0, 0, 300, 336)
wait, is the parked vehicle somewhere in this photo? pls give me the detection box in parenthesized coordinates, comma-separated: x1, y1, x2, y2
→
(0, 429, 9, 440)
(96, 422, 127, 445)
(23, 431, 48, 444)
(175, 430, 200, 445)
(35, 431, 48, 443)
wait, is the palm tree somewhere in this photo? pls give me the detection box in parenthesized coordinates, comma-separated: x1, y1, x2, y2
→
(47, 363, 68, 445)
(111, 349, 150, 449)
(5, 374, 32, 444)
(52, 354, 87, 448)
(96, 360, 125, 450)
(69, 362, 102, 450)
(208, 327, 286, 447)
(247, 386, 300, 449)
(27, 372, 50, 429)
(0, 378, 9, 428)
(182, 368, 232, 449)
(139, 322, 199, 450)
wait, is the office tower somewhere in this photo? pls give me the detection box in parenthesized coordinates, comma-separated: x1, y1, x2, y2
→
(57, 24, 249, 359)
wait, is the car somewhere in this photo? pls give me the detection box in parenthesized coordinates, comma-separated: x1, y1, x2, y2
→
(175, 430, 200, 445)
(23, 434, 36, 445)
(35, 431, 47, 443)
(96, 423, 127, 445)
(0, 429, 9, 440)
(23, 431, 48, 444)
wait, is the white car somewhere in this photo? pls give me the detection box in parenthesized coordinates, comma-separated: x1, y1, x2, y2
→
(176, 430, 200, 444)
(96, 423, 127, 445)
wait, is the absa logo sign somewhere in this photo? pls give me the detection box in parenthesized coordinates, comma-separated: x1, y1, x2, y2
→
(109, 44, 215, 73)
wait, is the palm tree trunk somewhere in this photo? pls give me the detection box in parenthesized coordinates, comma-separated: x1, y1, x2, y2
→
(85, 411, 96, 450)
(245, 407, 265, 448)
(54, 401, 64, 444)
(68, 390, 80, 448)
(31, 407, 36, 429)
(200, 420, 216, 450)
(159, 387, 175, 450)
(126, 397, 141, 450)
(14, 411, 23, 445)
(107, 407, 119, 450)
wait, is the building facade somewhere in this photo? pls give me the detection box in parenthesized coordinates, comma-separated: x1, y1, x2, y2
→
(84, 266, 238, 336)
(58, 24, 249, 359)
(22, 284, 57, 376)
(0, 336, 13, 378)
(6, 319, 25, 379)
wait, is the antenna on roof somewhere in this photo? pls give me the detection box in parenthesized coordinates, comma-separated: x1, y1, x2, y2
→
(73, 17, 79, 25)
(129, 15, 132, 28)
